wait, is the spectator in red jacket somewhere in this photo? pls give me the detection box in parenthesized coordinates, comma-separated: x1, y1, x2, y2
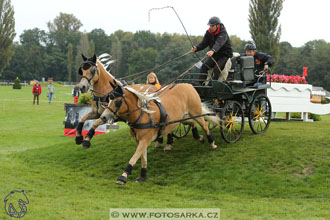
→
(32, 81, 42, 105)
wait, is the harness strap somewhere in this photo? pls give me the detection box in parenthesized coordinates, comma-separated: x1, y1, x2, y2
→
(93, 94, 109, 103)
(153, 100, 168, 139)
(128, 99, 168, 137)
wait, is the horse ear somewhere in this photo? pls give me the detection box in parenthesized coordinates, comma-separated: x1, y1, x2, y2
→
(91, 54, 97, 63)
(81, 54, 87, 61)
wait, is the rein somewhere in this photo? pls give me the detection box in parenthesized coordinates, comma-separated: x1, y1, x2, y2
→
(119, 50, 193, 83)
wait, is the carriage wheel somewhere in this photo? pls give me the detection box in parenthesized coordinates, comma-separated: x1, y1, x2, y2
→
(172, 122, 191, 138)
(248, 94, 272, 134)
(220, 101, 244, 143)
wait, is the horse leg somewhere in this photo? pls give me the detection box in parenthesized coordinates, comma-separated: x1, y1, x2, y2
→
(75, 110, 99, 145)
(136, 149, 147, 182)
(191, 125, 205, 142)
(194, 117, 217, 150)
(154, 137, 163, 148)
(164, 133, 174, 152)
(82, 118, 104, 149)
(116, 139, 151, 185)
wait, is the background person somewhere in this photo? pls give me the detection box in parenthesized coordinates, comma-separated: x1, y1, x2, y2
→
(72, 84, 80, 104)
(32, 81, 42, 105)
(47, 81, 55, 104)
(191, 16, 233, 84)
(146, 72, 161, 88)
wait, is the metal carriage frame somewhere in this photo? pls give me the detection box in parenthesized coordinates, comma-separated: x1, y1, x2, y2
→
(172, 56, 273, 143)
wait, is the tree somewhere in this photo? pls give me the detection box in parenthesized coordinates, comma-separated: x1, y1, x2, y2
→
(0, 0, 16, 75)
(127, 48, 158, 77)
(67, 43, 73, 82)
(88, 29, 112, 55)
(249, 0, 284, 66)
(19, 28, 47, 48)
(133, 30, 158, 50)
(47, 12, 82, 32)
(110, 35, 122, 76)
(47, 13, 82, 52)
(230, 35, 246, 53)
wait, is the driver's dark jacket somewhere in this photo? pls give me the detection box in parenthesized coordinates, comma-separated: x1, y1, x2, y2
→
(195, 23, 233, 58)
(241, 52, 275, 73)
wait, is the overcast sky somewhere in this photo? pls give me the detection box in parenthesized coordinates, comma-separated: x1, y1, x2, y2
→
(11, 0, 330, 47)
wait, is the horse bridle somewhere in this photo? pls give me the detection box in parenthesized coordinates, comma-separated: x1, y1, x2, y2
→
(78, 60, 99, 85)
(101, 84, 143, 118)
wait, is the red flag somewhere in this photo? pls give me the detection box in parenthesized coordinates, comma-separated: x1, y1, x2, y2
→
(303, 67, 308, 77)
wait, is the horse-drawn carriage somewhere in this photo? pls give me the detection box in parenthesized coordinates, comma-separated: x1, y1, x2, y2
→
(173, 55, 272, 143)
(76, 53, 272, 184)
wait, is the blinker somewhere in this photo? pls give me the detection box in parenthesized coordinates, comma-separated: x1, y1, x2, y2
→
(115, 99, 123, 108)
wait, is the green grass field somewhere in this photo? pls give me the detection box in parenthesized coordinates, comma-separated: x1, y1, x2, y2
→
(0, 84, 329, 220)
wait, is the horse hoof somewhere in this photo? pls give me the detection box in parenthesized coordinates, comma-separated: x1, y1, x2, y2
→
(210, 142, 217, 150)
(154, 143, 162, 148)
(199, 135, 205, 143)
(81, 140, 91, 149)
(116, 175, 127, 185)
(164, 144, 172, 152)
(135, 177, 147, 182)
(75, 136, 83, 145)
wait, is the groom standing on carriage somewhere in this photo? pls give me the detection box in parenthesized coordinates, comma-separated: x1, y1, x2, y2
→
(191, 16, 233, 84)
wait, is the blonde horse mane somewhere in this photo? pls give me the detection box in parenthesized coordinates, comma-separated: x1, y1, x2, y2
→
(125, 85, 160, 114)
(96, 53, 122, 85)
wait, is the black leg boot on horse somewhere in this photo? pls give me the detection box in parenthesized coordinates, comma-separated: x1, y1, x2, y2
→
(75, 122, 84, 144)
(82, 128, 95, 149)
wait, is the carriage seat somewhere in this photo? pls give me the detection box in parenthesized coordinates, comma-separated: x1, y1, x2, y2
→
(240, 56, 255, 84)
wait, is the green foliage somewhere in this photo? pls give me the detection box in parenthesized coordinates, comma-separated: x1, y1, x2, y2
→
(273, 40, 330, 90)
(291, 112, 321, 121)
(230, 35, 247, 52)
(47, 12, 82, 32)
(78, 93, 92, 105)
(67, 43, 73, 82)
(309, 113, 321, 121)
(321, 97, 330, 104)
(0, 0, 16, 75)
(127, 48, 158, 77)
(12, 76, 21, 89)
(2, 9, 330, 93)
(249, 0, 284, 68)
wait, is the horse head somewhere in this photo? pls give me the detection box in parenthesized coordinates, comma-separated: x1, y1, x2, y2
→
(78, 54, 98, 93)
(100, 81, 127, 122)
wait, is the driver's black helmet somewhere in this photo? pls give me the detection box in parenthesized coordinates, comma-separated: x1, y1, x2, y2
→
(207, 16, 221, 25)
(244, 42, 257, 51)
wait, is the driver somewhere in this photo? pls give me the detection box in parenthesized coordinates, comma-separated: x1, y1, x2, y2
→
(191, 16, 233, 84)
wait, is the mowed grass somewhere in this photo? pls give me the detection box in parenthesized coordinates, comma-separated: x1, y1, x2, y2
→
(0, 84, 329, 220)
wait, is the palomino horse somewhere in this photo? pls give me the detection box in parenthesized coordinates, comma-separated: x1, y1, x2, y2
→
(77, 54, 194, 151)
(100, 81, 219, 185)
(76, 54, 119, 149)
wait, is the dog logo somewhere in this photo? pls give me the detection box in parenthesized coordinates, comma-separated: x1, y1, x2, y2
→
(4, 190, 29, 218)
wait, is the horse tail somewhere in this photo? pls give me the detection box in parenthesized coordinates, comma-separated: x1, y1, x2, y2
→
(202, 103, 220, 126)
